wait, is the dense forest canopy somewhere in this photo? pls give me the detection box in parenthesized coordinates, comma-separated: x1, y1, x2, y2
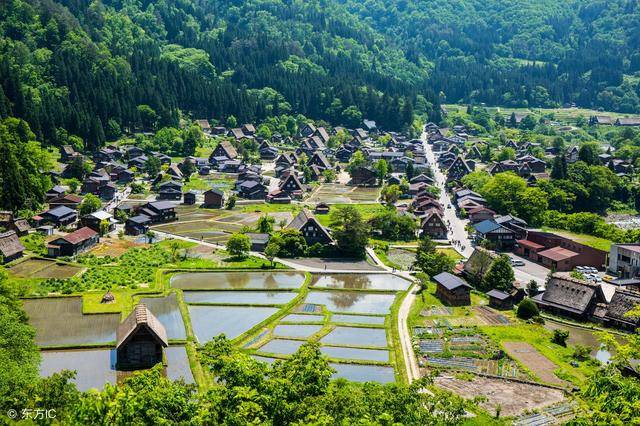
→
(0, 0, 639, 150)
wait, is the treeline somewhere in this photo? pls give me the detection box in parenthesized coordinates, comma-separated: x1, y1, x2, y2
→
(0, 0, 432, 152)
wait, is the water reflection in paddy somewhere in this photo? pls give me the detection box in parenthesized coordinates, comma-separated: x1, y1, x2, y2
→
(331, 363, 395, 383)
(257, 339, 305, 355)
(320, 346, 389, 362)
(140, 294, 186, 340)
(543, 321, 626, 363)
(24, 297, 120, 346)
(251, 356, 395, 383)
(331, 314, 386, 325)
(40, 347, 194, 390)
(273, 324, 323, 338)
(172, 271, 306, 290)
(188, 305, 278, 341)
(304, 291, 396, 315)
(281, 314, 324, 323)
(40, 348, 116, 391)
(183, 291, 296, 305)
(321, 327, 388, 348)
(311, 274, 410, 291)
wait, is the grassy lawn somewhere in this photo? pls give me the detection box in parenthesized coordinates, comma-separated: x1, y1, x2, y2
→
(541, 227, 612, 251)
(82, 289, 137, 315)
(315, 203, 386, 226)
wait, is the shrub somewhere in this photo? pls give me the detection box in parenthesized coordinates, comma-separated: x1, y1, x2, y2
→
(516, 298, 539, 320)
(551, 329, 569, 346)
(572, 344, 591, 361)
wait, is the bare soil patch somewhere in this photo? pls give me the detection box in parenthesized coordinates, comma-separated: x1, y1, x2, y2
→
(503, 341, 567, 386)
(434, 374, 565, 417)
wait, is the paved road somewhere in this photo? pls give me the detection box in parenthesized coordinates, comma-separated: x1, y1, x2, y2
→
(422, 132, 545, 288)
(422, 132, 473, 258)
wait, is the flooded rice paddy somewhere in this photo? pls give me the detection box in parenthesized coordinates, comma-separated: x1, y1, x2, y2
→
(311, 274, 410, 291)
(321, 326, 388, 348)
(273, 324, 323, 338)
(330, 314, 386, 325)
(39, 346, 194, 391)
(183, 291, 296, 305)
(24, 297, 120, 347)
(320, 346, 390, 362)
(172, 271, 305, 290)
(188, 305, 279, 341)
(251, 356, 395, 383)
(258, 339, 306, 355)
(543, 321, 626, 363)
(140, 294, 186, 340)
(304, 291, 397, 315)
(281, 314, 324, 323)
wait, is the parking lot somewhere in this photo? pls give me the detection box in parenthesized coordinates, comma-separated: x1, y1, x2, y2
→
(507, 253, 552, 289)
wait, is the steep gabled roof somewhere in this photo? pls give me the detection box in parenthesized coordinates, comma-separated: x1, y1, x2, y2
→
(286, 209, 332, 241)
(116, 304, 168, 349)
(0, 231, 24, 258)
(536, 274, 603, 315)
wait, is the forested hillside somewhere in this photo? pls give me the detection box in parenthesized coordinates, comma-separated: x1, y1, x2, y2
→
(1, 0, 639, 150)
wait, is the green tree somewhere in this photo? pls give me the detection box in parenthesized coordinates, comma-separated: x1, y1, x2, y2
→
(346, 151, 367, 175)
(516, 298, 539, 319)
(322, 169, 336, 183)
(264, 240, 281, 265)
(374, 159, 388, 184)
(329, 205, 369, 258)
(226, 233, 251, 258)
(578, 142, 601, 165)
(145, 156, 161, 177)
(226, 194, 237, 209)
(257, 215, 275, 233)
(137, 104, 158, 130)
(413, 236, 455, 277)
(481, 255, 514, 291)
(551, 329, 569, 347)
(79, 194, 102, 215)
(381, 184, 402, 205)
(550, 154, 568, 179)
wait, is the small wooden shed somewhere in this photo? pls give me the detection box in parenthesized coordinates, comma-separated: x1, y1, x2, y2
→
(116, 304, 168, 370)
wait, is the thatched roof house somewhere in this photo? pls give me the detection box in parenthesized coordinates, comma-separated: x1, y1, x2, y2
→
(532, 274, 605, 320)
(116, 304, 168, 370)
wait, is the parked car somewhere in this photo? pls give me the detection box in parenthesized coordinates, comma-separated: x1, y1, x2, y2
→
(510, 257, 525, 267)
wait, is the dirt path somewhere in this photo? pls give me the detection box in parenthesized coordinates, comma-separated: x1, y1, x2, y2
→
(503, 341, 568, 387)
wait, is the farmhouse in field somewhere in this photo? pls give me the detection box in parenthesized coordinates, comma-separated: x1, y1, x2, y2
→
(0, 231, 25, 264)
(47, 227, 99, 257)
(433, 272, 471, 306)
(116, 304, 168, 370)
(286, 209, 333, 246)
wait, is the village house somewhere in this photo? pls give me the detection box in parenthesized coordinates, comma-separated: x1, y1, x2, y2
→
(49, 194, 83, 210)
(116, 304, 168, 370)
(433, 272, 471, 306)
(237, 180, 268, 200)
(446, 156, 472, 182)
(608, 243, 640, 278)
(486, 288, 524, 310)
(467, 207, 496, 223)
(472, 219, 516, 250)
(37, 205, 78, 227)
(157, 181, 183, 201)
(245, 233, 270, 252)
(350, 166, 377, 186)
(0, 231, 25, 263)
(259, 141, 279, 160)
(203, 188, 224, 208)
(80, 210, 116, 234)
(46, 185, 66, 200)
(286, 209, 333, 246)
(314, 202, 330, 215)
(209, 140, 238, 161)
(615, 117, 640, 127)
(307, 152, 332, 170)
(420, 210, 447, 239)
(277, 174, 306, 199)
(515, 230, 607, 271)
(0, 211, 31, 236)
(125, 215, 151, 236)
(596, 290, 640, 331)
(136, 201, 177, 223)
(532, 274, 605, 320)
(47, 227, 99, 257)
(183, 190, 197, 205)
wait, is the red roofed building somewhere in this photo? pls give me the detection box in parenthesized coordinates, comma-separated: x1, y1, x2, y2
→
(47, 227, 99, 257)
(516, 231, 607, 271)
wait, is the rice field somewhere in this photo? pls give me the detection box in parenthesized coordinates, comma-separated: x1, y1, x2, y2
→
(9, 258, 82, 279)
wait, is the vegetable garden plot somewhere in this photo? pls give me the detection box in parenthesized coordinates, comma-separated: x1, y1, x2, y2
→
(24, 297, 120, 347)
(418, 340, 444, 354)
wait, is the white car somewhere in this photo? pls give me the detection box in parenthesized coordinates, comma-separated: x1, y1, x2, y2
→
(510, 258, 525, 267)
